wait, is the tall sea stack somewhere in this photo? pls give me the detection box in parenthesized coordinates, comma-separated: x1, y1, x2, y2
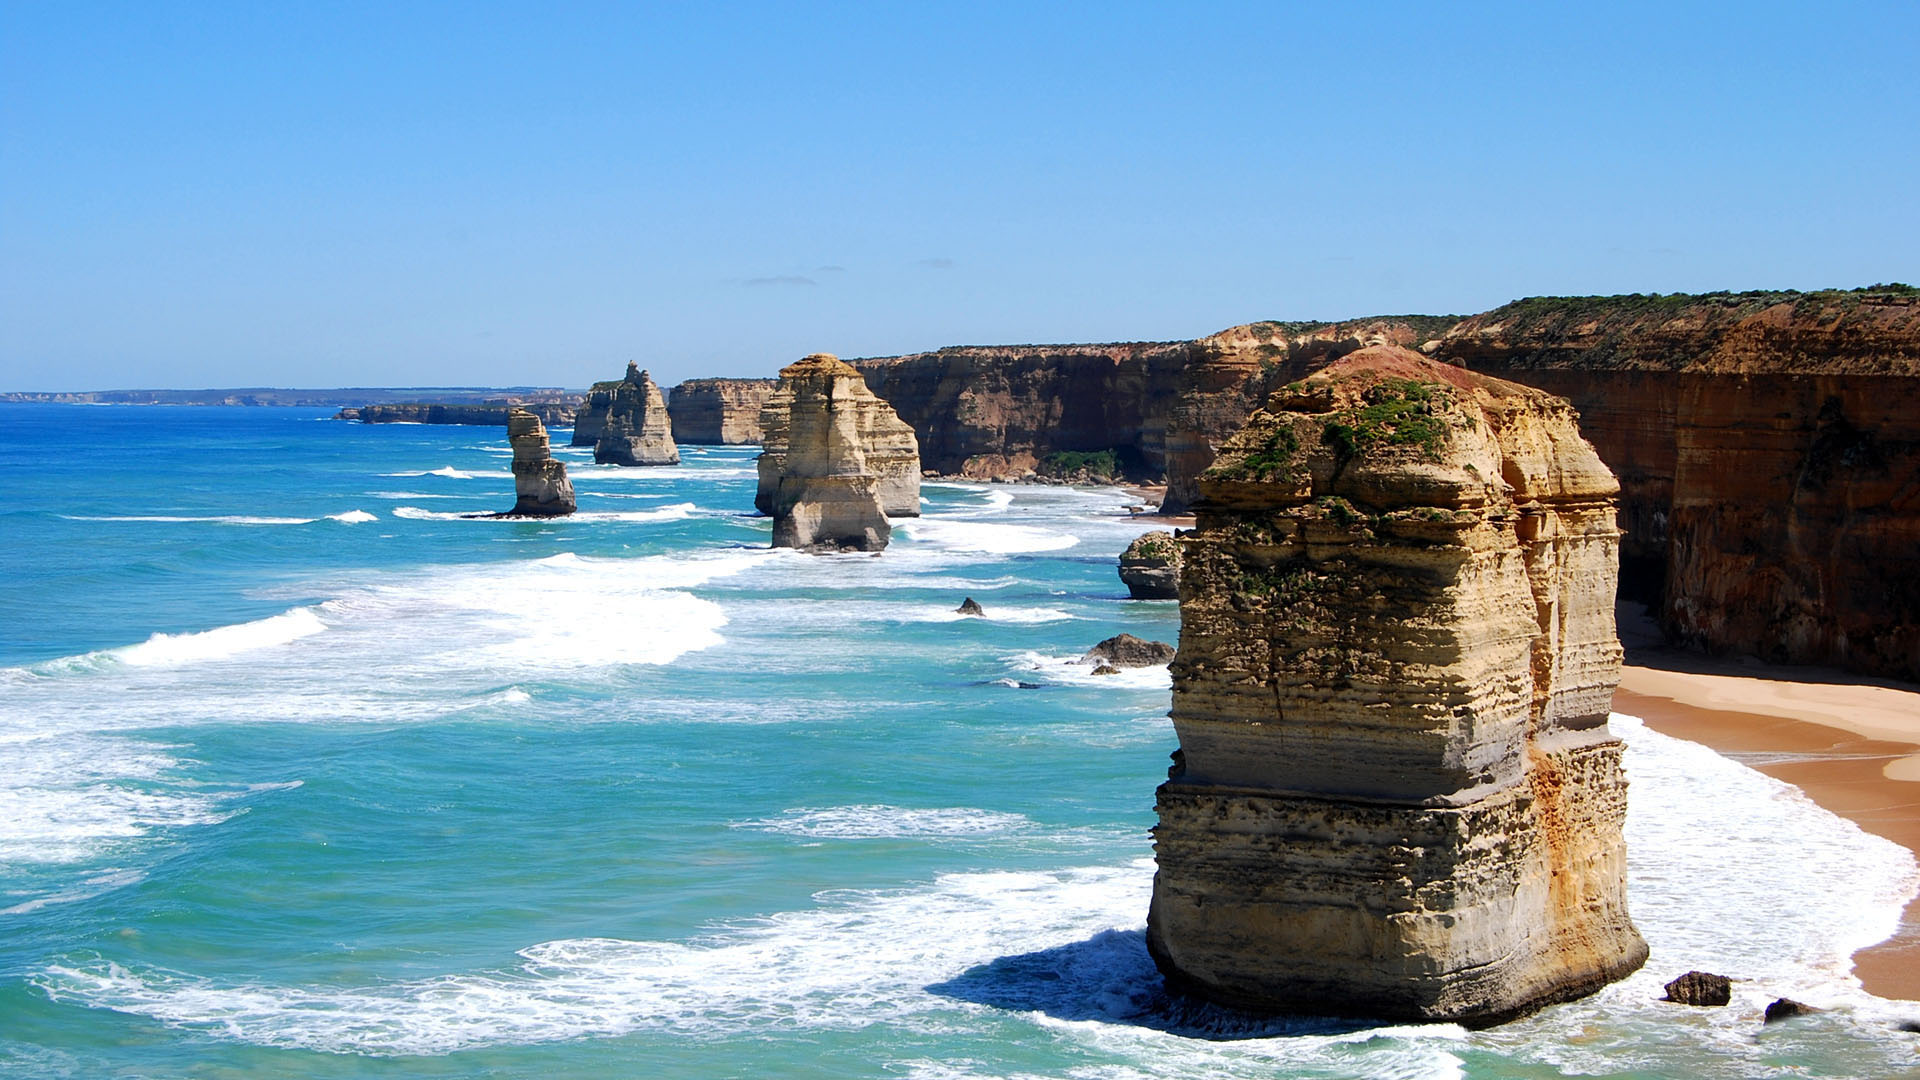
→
(757, 359, 920, 517)
(1147, 345, 1646, 1024)
(762, 353, 899, 552)
(502, 407, 576, 517)
(594, 363, 680, 466)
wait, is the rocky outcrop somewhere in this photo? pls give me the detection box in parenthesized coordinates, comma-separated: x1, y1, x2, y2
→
(1083, 633, 1175, 667)
(500, 407, 575, 517)
(1117, 531, 1182, 599)
(757, 356, 920, 518)
(1662, 971, 1733, 1007)
(1147, 346, 1646, 1024)
(569, 378, 623, 447)
(668, 379, 778, 444)
(593, 364, 680, 466)
(336, 402, 575, 426)
(763, 354, 897, 552)
(956, 597, 985, 616)
(1434, 287, 1920, 682)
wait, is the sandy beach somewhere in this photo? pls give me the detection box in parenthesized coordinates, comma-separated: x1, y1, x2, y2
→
(1617, 636, 1920, 1000)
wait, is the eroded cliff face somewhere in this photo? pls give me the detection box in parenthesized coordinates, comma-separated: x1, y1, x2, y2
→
(569, 380, 621, 447)
(593, 364, 680, 467)
(850, 342, 1196, 480)
(1436, 289, 1920, 681)
(1148, 346, 1645, 1024)
(758, 359, 920, 518)
(668, 379, 778, 444)
(502, 407, 575, 517)
(339, 402, 578, 427)
(763, 354, 898, 552)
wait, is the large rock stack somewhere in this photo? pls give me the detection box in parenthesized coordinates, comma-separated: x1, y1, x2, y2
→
(669, 378, 779, 444)
(501, 407, 576, 517)
(593, 363, 680, 466)
(761, 354, 906, 552)
(756, 354, 920, 518)
(1147, 345, 1646, 1024)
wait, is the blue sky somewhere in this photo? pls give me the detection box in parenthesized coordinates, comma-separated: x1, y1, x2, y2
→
(3, 1, 1916, 391)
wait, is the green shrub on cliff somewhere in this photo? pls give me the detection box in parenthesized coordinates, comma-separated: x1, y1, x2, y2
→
(1322, 379, 1449, 461)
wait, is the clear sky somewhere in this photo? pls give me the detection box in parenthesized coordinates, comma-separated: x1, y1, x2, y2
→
(3, 1, 1916, 391)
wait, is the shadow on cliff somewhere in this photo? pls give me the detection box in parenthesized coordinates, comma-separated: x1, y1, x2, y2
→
(926, 929, 1380, 1041)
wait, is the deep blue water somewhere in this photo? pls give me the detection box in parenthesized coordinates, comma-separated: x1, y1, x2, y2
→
(1, 404, 1916, 1079)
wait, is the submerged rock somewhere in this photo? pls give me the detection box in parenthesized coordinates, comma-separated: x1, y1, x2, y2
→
(594, 363, 680, 466)
(757, 356, 920, 517)
(1763, 998, 1820, 1023)
(956, 597, 985, 616)
(1082, 633, 1175, 668)
(1663, 971, 1733, 1007)
(1118, 531, 1182, 599)
(763, 354, 897, 552)
(499, 407, 575, 517)
(1147, 346, 1647, 1025)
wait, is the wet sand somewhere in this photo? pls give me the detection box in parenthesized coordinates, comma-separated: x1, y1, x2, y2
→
(1618, 667, 1920, 1001)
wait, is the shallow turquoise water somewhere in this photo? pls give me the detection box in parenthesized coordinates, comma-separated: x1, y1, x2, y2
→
(2, 404, 1917, 1078)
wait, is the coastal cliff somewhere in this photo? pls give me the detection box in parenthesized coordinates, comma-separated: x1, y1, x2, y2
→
(338, 402, 576, 427)
(763, 354, 898, 551)
(1148, 346, 1646, 1023)
(1434, 288, 1920, 681)
(668, 379, 777, 444)
(758, 358, 920, 517)
(593, 364, 680, 466)
(500, 407, 575, 517)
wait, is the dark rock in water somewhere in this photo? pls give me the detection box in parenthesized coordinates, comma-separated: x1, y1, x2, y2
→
(1092, 664, 1122, 676)
(1898, 1019, 1920, 1033)
(1118, 530, 1182, 599)
(1662, 971, 1732, 1006)
(500, 407, 575, 517)
(1763, 998, 1820, 1023)
(956, 597, 985, 616)
(1083, 633, 1175, 668)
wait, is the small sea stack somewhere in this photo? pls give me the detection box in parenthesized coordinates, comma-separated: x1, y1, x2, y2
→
(1117, 531, 1182, 599)
(763, 353, 897, 552)
(1147, 345, 1647, 1025)
(757, 356, 919, 517)
(500, 407, 576, 517)
(593, 363, 680, 466)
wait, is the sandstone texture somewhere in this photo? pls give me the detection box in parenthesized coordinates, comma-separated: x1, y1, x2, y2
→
(1117, 531, 1183, 599)
(569, 378, 622, 447)
(500, 407, 576, 517)
(1435, 287, 1920, 681)
(668, 378, 778, 444)
(1148, 346, 1646, 1024)
(593, 363, 680, 466)
(757, 356, 920, 518)
(763, 354, 900, 552)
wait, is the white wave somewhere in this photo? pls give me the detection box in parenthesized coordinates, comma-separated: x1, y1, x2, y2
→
(378, 467, 510, 479)
(60, 515, 318, 526)
(390, 503, 698, 523)
(327, 510, 377, 524)
(365, 491, 464, 500)
(110, 607, 328, 669)
(734, 805, 1033, 839)
(0, 868, 146, 916)
(895, 519, 1079, 554)
(1008, 650, 1172, 690)
(907, 605, 1078, 625)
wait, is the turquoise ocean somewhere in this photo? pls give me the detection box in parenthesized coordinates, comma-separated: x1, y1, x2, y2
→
(3, 403, 1918, 1079)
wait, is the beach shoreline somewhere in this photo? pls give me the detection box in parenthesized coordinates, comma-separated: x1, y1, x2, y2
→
(1617, 661, 1920, 1002)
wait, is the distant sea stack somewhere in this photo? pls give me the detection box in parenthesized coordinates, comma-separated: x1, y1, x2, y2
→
(757, 355, 920, 518)
(669, 378, 778, 444)
(593, 363, 680, 466)
(1147, 346, 1646, 1024)
(501, 407, 576, 517)
(762, 353, 902, 552)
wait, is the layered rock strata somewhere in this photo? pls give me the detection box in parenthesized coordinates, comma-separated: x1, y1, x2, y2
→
(668, 378, 778, 444)
(500, 407, 576, 517)
(337, 402, 575, 426)
(1148, 346, 1646, 1024)
(569, 378, 622, 447)
(593, 363, 680, 466)
(757, 356, 920, 518)
(1117, 531, 1182, 599)
(763, 354, 898, 552)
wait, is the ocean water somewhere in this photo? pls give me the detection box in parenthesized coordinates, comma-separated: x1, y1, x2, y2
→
(2, 403, 1918, 1080)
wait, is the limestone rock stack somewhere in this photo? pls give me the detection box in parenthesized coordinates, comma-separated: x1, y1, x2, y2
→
(593, 363, 680, 466)
(1118, 531, 1182, 599)
(1147, 345, 1646, 1024)
(761, 353, 904, 552)
(756, 354, 920, 518)
(668, 378, 779, 444)
(501, 407, 576, 517)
